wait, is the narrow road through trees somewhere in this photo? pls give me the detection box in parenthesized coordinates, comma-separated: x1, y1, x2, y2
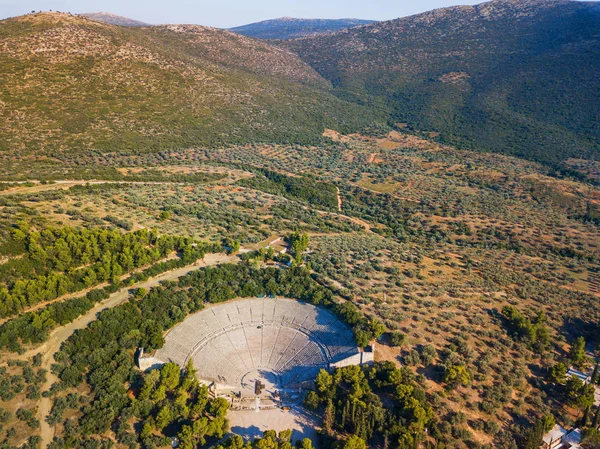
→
(33, 252, 238, 448)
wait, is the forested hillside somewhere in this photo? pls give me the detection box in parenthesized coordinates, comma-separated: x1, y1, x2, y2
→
(0, 13, 384, 154)
(3, 2, 600, 166)
(284, 0, 600, 166)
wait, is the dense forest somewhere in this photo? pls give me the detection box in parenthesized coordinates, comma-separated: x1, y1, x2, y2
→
(238, 170, 339, 210)
(0, 251, 215, 352)
(0, 225, 205, 318)
(305, 363, 432, 449)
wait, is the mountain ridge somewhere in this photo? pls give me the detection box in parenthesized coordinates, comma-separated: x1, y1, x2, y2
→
(229, 17, 375, 39)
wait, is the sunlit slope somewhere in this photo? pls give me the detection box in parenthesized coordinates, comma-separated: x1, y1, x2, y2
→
(0, 13, 383, 153)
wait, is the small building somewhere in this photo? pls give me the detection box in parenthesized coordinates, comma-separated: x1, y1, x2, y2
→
(135, 347, 165, 372)
(541, 424, 567, 449)
(329, 346, 375, 369)
(541, 425, 582, 449)
(566, 367, 591, 383)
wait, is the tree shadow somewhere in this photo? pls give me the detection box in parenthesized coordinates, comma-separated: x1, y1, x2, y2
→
(417, 364, 443, 382)
(229, 405, 320, 445)
(230, 425, 263, 441)
(561, 316, 599, 346)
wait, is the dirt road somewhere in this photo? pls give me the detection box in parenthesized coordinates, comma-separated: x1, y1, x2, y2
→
(0, 179, 210, 196)
(33, 252, 237, 448)
(0, 254, 183, 326)
(336, 186, 342, 212)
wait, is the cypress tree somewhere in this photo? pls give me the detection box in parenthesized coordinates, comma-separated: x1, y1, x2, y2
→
(581, 406, 590, 427)
(593, 405, 600, 429)
(324, 400, 335, 434)
(591, 360, 599, 385)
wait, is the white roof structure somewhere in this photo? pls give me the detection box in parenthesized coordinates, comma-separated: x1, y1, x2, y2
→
(155, 297, 360, 391)
(542, 424, 567, 446)
(567, 368, 590, 383)
(542, 425, 585, 449)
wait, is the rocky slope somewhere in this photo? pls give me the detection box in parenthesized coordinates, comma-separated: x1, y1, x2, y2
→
(81, 12, 148, 27)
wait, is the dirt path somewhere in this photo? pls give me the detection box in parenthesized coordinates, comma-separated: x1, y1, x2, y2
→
(0, 180, 123, 196)
(0, 254, 181, 326)
(336, 186, 342, 212)
(0, 179, 213, 196)
(30, 252, 237, 448)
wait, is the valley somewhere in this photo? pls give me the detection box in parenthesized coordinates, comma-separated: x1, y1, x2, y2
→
(1, 129, 599, 448)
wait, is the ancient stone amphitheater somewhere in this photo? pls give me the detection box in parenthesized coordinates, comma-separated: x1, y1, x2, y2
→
(155, 297, 361, 392)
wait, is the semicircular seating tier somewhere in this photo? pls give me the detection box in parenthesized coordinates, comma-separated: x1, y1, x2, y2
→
(155, 297, 359, 389)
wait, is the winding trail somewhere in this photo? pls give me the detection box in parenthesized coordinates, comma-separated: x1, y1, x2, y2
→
(29, 252, 238, 448)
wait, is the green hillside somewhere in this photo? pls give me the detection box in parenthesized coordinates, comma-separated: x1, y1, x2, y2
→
(284, 0, 600, 166)
(0, 13, 384, 154)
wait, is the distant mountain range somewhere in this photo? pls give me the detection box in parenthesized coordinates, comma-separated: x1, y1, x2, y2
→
(283, 0, 600, 166)
(229, 17, 375, 39)
(80, 12, 148, 27)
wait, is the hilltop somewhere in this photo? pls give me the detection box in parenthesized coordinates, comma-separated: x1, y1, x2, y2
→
(284, 0, 600, 166)
(80, 12, 148, 27)
(0, 12, 383, 153)
(229, 17, 374, 39)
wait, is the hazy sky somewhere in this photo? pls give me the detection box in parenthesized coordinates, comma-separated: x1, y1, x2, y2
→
(0, 0, 483, 28)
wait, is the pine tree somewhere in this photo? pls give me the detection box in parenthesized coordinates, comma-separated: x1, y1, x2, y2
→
(521, 419, 545, 449)
(341, 400, 348, 429)
(156, 405, 172, 430)
(570, 337, 588, 369)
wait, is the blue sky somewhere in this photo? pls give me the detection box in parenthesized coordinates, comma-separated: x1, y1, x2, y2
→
(0, 0, 483, 28)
